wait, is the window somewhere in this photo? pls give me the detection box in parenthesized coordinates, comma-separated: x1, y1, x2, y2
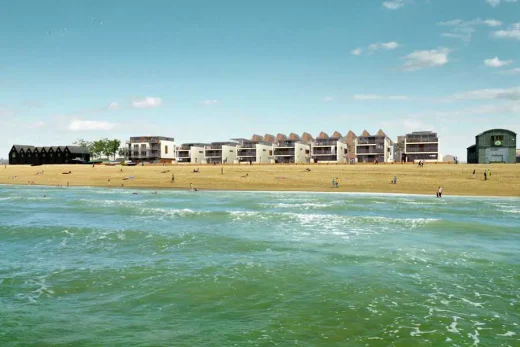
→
(492, 135, 504, 146)
(12, 153, 16, 158)
(165, 145, 168, 154)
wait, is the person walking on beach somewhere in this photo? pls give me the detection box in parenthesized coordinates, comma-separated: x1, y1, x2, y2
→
(332, 178, 336, 188)
(335, 177, 339, 188)
(484, 171, 487, 181)
(108, 179, 111, 186)
(221, 167, 224, 175)
(393, 176, 397, 184)
(472, 169, 476, 179)
(171, 174, 175, 183)
(437, 186, 443, 198)
(487, 168, 491, 179)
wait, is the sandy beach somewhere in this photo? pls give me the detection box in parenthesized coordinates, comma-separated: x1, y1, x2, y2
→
(1, 163, 519, 197)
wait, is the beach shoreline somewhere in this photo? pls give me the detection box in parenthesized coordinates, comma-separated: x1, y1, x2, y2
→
(1, 163, 519, 197)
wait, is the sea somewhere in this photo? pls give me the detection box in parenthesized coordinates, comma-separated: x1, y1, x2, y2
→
(0, 185, 519, 346)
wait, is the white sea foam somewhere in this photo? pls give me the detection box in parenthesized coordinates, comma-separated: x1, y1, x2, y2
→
(446, 316, 461, 333)
(497, 331, 516, 337)
(462, 298, 484, 308)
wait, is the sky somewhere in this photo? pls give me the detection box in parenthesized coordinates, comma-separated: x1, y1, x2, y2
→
(1, 0, 519, 160)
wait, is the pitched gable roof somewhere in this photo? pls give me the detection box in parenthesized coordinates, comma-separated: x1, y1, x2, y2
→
(346, 130, 357, 139)
(288, 133, 300, 141)
(301, 132, 314, 142)
(264, 134, 275, 142)
(360, 130, 371, 137)
(276, 133, 287, 141)
(66, 146, 90, 154)
(317, 131, 329, 139)
(376, 129, 387, 137)
(331, 131, 342, 138)
(251, 134, 263, 142)
(12, 145, 35, 152)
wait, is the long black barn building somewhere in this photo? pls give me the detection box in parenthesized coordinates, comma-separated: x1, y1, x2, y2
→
(9, 145, 90, 165)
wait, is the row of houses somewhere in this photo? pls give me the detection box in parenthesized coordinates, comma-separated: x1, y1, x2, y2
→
(126, 130, 440, 164)
(8, 145, 90, 165)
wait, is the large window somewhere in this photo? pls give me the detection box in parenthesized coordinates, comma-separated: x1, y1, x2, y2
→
(165, 145, 168, 154)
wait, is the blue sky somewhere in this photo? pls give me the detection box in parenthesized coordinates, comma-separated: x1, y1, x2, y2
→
(1, 0, 519, 159)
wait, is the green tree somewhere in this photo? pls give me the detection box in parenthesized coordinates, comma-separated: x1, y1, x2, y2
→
(92, 140, 106, 159)
(106, 139, 121, 160)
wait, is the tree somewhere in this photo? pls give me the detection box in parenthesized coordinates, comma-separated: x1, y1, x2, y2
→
(91, 140, 106, 159)
(106, 139, 121, 160)
(73, 139, 94, 154)
(118, 147, 128, 159)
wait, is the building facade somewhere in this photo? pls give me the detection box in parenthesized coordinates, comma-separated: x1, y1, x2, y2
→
(9, 145, 90, 165)
(273, 134, 311, 163)
(175, 143, 206, 164)
(233, 138, 273, 164)
(403, 131, 440, 163)
(467, 129, 517, 164)
(204, 142, 238, 164)
(311, 132, 348, 163)
(355, 130, 394, 163)
(127, 136, 175, 163)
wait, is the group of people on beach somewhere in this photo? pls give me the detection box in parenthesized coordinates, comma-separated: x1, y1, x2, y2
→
(332, 177, 339, 188)
(417, 160, 425, 168)
(472, 169, 492, 180)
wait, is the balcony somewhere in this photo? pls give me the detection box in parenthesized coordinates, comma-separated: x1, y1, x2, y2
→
(177, 151, 190, 158)
(356, 147, 384, 154)
(314, 139, 337, 146)
(274, 149, 295, 156)
(237, 150, 256, 157)
(357, 138, 377, 145)
(406, 135, 438, 143)
(406, 144, 439, 153)
(312, 149, 333, 155)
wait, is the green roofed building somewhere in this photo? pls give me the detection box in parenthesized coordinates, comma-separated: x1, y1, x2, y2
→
(467, 129, 517, 164)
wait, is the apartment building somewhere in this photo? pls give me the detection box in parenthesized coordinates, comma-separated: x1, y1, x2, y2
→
(175, 143, 206, 164)
(204, 142, 238, 164)
(311, 131, 348, 163)
(355, 130, 394, 163)
(127, 136, 175, 163)
(402, 131, 440, 163)
(233, 137, 273, 164)
(273, 133, 311, 164)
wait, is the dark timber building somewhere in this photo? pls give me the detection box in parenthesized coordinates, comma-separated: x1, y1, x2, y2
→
(9, 145, 90, 165)
(467, 129, 517, 164)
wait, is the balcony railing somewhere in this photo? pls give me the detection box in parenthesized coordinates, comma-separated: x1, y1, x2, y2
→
(274, 149, 295, 156)
(205, 150, 222, 157)
(314, 139, 337, 146)
(313, 149, 333, 155)
(177, 152, 190, 158)
(407, 136, 438, 143)
(406, 145, 439, 153)
(356, 148, 384, 154)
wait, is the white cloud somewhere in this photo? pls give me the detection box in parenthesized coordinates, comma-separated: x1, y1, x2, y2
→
(201, 99, 219, 105)
(501, 67, 520, 74)
(131, 97, 162, 109)
(484, 57, 513, 67)
(368, 41, 400, 52)
(493, 23, 520, 40)
(402, 48, 450, 71)
(452, 87, 520, 101)
(438, 18, 503, 43)
(382, 0, 405, 10)
(353, 94, 410, 101)
(484, 19, 503, 27)
(486, 0, 518, 6)
(68, 120, 116, 131)
(486, 0, 501, 6)
(353, 41, 400, 56)
(108, 101, 119, 110)
(322, 96, 334, 102)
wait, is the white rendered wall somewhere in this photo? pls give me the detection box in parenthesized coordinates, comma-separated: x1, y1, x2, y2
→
(222, 145, 237, 164)
(160, 140, 176, 159)
(256, 144, 272, 163)
(190, 146, 206, 164)
(294, 143, 310, 163)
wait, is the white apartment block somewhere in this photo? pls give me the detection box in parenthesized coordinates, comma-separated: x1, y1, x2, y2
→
(127, 136, 175, 163)
(233, 138, 273, 164)
(204, 142, 238, 164)
(176, 143, 206, 164)
(311, 134, 349, 163)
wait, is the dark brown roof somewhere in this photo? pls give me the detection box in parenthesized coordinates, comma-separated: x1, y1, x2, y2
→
(360, 130, 371, 137)
(332, 131, 342, 138)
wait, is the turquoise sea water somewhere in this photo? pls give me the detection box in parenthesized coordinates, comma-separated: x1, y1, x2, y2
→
(0, 186, 519, 346)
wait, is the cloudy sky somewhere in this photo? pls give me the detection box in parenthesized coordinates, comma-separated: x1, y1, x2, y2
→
(1, 0, 519, 159)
